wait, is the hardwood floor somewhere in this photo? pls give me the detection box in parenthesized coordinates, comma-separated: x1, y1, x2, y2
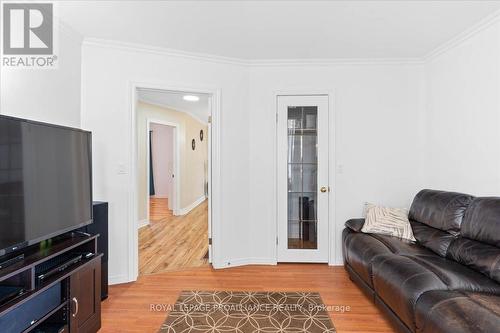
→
(100, 264, 395, 333)
(139, 197, 209, 275)
(149, 197, 174, 222)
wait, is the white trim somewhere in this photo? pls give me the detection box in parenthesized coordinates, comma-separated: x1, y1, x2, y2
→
(146, 119, 180, 220)
(177, 196, 207, 216)
(251, 58, 424, 66)
(273, 89, 336, 265)
(327, 90, 338, 266)
(424, 9, 500, 61)
(130, 81, 221, 283)
(83, 38, 423, 67)
(109, 274, 130, 285)
(84, 38, 246, 66)
(213, 258, 278, 269)
(138, 219, 150, 229)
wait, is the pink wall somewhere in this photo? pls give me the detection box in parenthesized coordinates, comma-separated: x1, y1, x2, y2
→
(151, 123, 174, 202)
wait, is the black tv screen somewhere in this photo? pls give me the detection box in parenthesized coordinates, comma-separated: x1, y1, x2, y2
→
(0, 115, 92, 256)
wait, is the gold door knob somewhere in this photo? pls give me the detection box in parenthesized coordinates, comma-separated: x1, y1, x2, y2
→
(320, 186, 328, 193)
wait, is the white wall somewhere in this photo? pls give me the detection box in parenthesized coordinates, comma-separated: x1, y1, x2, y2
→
(81, 41, 250, 283)
(248, 64, 426, 264)
(423, 20, 500, 195)
(81, 40, 427, 282)
(0, 24, 83, 127)
(150, 123, 173, 199)
(81, 16, 500, 283)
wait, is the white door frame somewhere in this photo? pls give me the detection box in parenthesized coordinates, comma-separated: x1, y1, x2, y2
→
(273, 90, 337, 265)
(146, 119, 180, 219)
(130, 81, 221, 281)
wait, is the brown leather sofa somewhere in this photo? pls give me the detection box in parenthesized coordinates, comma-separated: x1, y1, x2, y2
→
(342, 189, 500, 333)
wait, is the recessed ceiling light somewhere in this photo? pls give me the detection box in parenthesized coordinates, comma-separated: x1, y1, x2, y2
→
(183, 95, 199, 102)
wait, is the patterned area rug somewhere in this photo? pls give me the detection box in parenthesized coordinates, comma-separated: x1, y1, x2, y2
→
(159, 291, 336, 332)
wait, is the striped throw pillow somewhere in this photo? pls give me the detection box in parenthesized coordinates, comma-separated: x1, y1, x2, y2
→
(361, 203, 416, 241)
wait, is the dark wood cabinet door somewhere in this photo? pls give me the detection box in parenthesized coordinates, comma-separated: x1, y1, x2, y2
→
(70, 256, 101, 333)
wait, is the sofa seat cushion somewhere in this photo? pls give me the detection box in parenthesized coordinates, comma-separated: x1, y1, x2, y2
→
(343, 230, 392, 287)
(372, 254, 448, 331)
(407, 255, 500, 294)
(415, 290, 500, 333)
(343, 229, 437, 288)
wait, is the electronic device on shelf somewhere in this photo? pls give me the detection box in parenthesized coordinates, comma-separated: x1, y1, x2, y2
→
(0, 254, 25, 270)
(0, 285, 25, 306)
(36, 252, 95, 284)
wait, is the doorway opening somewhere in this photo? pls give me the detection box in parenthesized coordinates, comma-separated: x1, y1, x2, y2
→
(135, 88, 212, 275)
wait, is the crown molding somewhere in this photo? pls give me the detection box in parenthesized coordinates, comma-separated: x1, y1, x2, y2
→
(423, 9, 500, 62)
(83, 38, 247, 66)
(248, 58, 424, 66)
(82, 38, 425, 67)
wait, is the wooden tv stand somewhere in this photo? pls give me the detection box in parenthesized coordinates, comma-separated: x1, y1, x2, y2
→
(0, 232, 102, 333)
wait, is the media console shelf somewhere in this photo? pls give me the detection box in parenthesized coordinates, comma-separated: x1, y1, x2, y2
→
(0, 232, 102, 333)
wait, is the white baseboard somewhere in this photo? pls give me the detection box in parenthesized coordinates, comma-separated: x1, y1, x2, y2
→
(108, 274, 131, 285)
(138, 219, 150, 229)
(176, 196, 206, 216)
(329, 257, 343, 266)
(212, 257, 278, 269)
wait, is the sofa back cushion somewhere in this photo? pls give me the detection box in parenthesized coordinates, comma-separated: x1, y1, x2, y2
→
(409, 189, 474, 236)
(461, 197, 500, 247)
(409, 220, 455, 257)
(447, 197, 500, 283)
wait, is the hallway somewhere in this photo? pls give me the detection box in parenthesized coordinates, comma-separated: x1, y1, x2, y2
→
(139, 198, 209, 275)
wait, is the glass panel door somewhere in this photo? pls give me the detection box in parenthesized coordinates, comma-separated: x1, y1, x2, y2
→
(287, 106, 318, 249)
(277, 95, 329, 263)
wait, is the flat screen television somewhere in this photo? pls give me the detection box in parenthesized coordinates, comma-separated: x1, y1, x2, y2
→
(0, 115, 92, 256)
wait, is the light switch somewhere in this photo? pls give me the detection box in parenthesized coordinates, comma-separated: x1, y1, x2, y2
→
(117, 163, 127, 174)
(337, 164, 344, 174)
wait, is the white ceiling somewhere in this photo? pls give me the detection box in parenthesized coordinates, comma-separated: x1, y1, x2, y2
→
(58, 1, 500, 59)
(137, 89, 210, 123)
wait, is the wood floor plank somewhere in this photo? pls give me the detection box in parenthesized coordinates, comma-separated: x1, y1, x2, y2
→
(101, 264, 396, 333)
(139, 197, 209, 275)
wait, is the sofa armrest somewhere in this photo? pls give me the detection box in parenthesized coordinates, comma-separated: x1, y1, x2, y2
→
(345, 218, 365, 232)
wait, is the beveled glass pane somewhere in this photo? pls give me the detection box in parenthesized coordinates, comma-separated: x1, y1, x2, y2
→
(287, 220, 301, 249)
(300, 194, 316, 221)
(288, 164, 301, 192)
(288, 193, 301, 221)
(302, 164, 317, 193)
(303, 107, 318, 129)
(301, 222, 318, 249)
(288, 135, 301, 163)
(302, 134, 317, 163)
(287, 107, 303, 129)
